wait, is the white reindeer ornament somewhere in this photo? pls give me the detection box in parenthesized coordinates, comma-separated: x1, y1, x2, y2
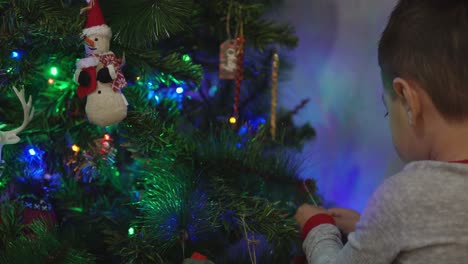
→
(0, 87, 35, 176)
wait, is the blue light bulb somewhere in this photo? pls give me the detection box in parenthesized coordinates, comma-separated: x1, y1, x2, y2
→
(28, 148, 37, 156)
(176, 87, 184, 94)
(11, 51, 20, 59)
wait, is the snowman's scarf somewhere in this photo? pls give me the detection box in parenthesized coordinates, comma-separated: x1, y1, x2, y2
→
(94, 52, 127, 92)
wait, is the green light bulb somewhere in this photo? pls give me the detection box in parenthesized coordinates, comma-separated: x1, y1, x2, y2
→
(128, 227, 135, 236)
(182, 54, 192, 62)
(50, 67, 58, 76)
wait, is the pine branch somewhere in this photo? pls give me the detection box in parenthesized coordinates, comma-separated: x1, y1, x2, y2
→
(0, 0, 81, 43)
(119, 110, 181, 157)
(245, 19, 298, 51)
(123, 49, 203, 85)
(0, 218, 95, 264)
(102, 0, 194, 48)
(0, 200, 24, 247)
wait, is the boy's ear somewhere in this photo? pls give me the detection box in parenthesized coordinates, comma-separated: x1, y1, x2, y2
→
(393, 77, 422, 117)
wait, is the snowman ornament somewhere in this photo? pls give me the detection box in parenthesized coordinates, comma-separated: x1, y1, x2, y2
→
(75, 0, 128, 127)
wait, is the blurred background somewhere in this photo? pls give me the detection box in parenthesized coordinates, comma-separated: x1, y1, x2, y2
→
(276, 0, 404, 212)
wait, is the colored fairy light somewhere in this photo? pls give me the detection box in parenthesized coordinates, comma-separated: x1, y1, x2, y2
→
(182, 54, 192, 62)
(52, 80, 71, 90)
(50, 66, 58, 76)
(147, 82, 153, 87)
(104, 134, 111, 141)
(176, 87, 184, 94)
(209, 85, 218, 97)
(69, 207, 84, 213)
(28, 148, 37, 156)
(128, 227, 135, 236)
(229, 117, 237, 124)
(136, 76, 141, 81)
(11, 51, 20, 59)
(71, 144, 80, 152)
(48, 78, 54, 84)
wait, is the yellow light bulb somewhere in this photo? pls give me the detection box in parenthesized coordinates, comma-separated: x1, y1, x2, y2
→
(71, 144, 80, 152)
(229, 117, 237, 124)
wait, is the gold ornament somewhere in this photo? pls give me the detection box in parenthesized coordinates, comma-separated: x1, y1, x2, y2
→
(270, 53, 279, 140)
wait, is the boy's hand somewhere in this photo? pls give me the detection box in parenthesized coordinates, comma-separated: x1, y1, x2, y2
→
(328, 208, 360, 235)
(294, 204, 328, 229)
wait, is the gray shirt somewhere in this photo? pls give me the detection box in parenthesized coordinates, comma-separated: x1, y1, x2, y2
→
(303, 160, 468, 264)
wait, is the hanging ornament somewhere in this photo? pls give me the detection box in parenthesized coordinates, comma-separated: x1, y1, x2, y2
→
(302, 179, 318, 206)
(183, 252, 215, 264)
(20, 194, 57, 227)
(219, 1, 238, 80)
(179, 228, 190, 262)
(270, 52, 279, 140)
(67, 134, 117, 182)
(233, 34, 245, 129)
(219, 40, 239, 80)
(220, 2, 245, 127)
(232, 5, 245, 129)
(0, 87, 35, 177)
(74, 0, 128, 127)
(100, 133, 112, 154)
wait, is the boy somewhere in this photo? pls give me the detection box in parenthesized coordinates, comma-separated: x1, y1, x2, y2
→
(295, 1, 468, 263)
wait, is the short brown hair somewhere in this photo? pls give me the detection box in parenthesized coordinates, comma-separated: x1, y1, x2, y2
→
(378, 0, 468, 121)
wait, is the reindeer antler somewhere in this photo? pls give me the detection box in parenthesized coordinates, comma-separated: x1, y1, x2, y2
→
(80, 0, 95, 15)
(0, 87, 35, 163)
(10, 87, 35, 135)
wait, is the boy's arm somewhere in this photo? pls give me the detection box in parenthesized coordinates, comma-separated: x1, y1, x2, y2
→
(300, 180, 403, 264)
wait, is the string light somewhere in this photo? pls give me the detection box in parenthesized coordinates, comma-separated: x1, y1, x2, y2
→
(11, 51, 20, 59)
(104, 134, 111, 141)
(176, 87, 184, 94)
(69, 207, 84, 213)
(50, 66, 58, 76)
(182, 54, 192, 62)
(28, 148, 37, 156)
(53, 80, 71, 90)
(71, 144, 80, 153)
(229, 117, 237, 124)
(128, 227, 135, 236)
(48, 78, 54, 84)
(136, 76, 141, 81)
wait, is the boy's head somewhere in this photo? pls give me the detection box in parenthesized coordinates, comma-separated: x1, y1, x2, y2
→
(379, 0, 468, 161)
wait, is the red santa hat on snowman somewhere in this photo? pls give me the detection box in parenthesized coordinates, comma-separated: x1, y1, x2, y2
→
(81, 0, 111, 38)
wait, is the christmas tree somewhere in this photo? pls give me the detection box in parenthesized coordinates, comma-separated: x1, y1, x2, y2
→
(0, 0, 317, 263)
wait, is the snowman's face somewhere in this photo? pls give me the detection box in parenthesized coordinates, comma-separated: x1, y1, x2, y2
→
(85, 34, 110, 56)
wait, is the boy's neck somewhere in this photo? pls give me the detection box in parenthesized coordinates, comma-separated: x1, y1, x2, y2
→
(428, 119, 468, 161)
